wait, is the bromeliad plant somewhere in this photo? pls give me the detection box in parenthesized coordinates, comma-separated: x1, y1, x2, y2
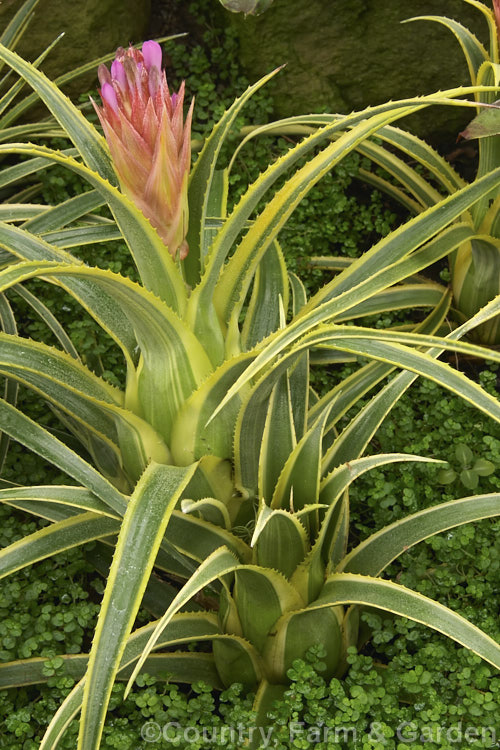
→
(345, 0, 499, 344)
(366, 0, 500, 344)
(0, 38, 499, 749)
(406, 0, 500, 343)
(234, 0, 500, 343)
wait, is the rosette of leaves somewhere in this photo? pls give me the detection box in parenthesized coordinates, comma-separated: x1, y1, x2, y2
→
(0, 43, 499, 750)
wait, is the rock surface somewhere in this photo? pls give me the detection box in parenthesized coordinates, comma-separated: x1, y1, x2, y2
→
(0, 0, 151, 93)
(230, 0, 490, 146)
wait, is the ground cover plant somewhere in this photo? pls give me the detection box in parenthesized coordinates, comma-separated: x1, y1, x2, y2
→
(0, 0, 499, 748)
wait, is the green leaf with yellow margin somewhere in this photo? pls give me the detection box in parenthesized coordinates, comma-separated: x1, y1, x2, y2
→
(0, 260, 213, 447)
(232, 566, 304, 652)
(355, 137, 443, 208)
(170, 352, 255, 466)
(77, 461, 197, 750)
(312, 573, 500, 671)
(215, 105, 426, 327)
(333, 283, 447, 321)
(0, 397, 127, 516)
(403, 15, 488, 83)
(300, 326, 500, 422)
(0, 485, 118, 518)
(22, 189, 105, 232)
(251, 505, 308, 578)
(287, 273, 309, 441)
(258, 372, 296, 504)
(233, 349, 304, 498)
(9, 284, 80, 359)
(181, 497, 231, 529)
(0, 651, 223, 689)
(0, 221, 137, 360)
(319, 453, 440, 503)
(271, 400, 335, 514)
(213, 92, 491, 328)
(185, 67, 283, 285)
(183, 168, 228, 367)
(164, 511, 253, 566)
(319, 293, 453, 471)
(233, 116, 465, 195)
(0, 331, 172, 481)
(262, 605, 342, 683)
(241, 240, 289, 351)
(38, 615, 263, 748)
(340, 493, 500, 575)
(195, 88, 477, 341)
(210, 171, 500, 421)
(123, 546, 243, 695)
(0, 512, 119, 580)
(211, 635, 264, 688)
(0, 143, 187, 313)
(0, 0, 39, 52)
(0, 43, 113, 178)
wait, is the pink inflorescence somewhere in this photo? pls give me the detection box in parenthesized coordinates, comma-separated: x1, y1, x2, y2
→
(94, 40, 193, 260)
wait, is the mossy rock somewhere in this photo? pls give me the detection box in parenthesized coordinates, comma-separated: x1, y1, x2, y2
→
(0, 0, 151, 94)
(230, 0, 490, 147)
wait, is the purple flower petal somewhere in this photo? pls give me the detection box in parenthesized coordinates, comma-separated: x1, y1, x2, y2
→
(148, 66, 161, 98)
(111, 59, 127, 88)
(97, 63, 111, 88)
(142, 40, 162, 71)
(101, 82, 119, 112)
